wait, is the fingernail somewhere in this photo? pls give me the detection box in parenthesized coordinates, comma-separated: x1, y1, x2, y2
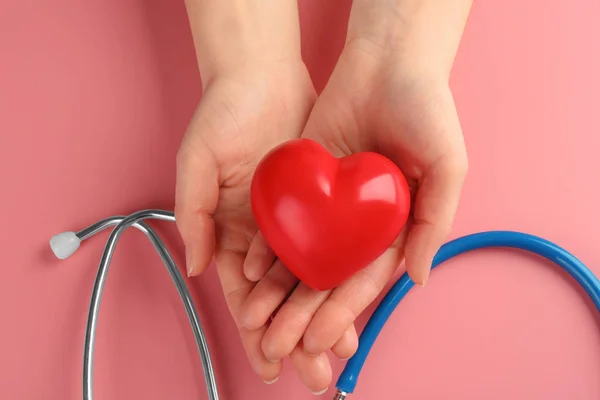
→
(312, 387, 328, 395)
(186, 249, 195, 277)
(264, 376, 279, 385)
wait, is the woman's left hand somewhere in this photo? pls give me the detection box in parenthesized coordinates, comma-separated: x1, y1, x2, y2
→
(242, 0, 472, 393)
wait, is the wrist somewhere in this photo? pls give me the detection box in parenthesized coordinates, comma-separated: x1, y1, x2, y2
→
(185, 0, 303, 86)
(346, 0, 472, 79)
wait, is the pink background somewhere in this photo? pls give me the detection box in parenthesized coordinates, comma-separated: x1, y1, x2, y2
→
(1, 0, 600, 399)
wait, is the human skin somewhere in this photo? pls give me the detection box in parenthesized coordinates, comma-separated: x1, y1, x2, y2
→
(177, 0, 472, 394)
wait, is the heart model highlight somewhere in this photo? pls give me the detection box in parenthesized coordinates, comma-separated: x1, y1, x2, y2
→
(251, 139, 411, 291)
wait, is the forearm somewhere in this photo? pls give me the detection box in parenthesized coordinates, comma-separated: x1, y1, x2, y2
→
(184, 0, 302, 84)
(346, 0, 473, 78)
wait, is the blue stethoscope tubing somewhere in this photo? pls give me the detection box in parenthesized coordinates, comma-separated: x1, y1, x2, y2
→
(336, 230, 600, 395)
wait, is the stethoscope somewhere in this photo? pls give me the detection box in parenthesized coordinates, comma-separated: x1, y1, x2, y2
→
(50, 209, 600, 400)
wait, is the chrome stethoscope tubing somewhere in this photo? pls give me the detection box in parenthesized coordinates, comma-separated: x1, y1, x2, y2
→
(51, 210, 220, 400)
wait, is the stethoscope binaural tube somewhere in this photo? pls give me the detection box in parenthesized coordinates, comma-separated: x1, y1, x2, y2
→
(333, 231, 600, 399)
(50, 210, 220, 400)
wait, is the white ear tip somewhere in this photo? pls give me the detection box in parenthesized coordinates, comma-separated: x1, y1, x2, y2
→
(50, 231, 81, 259)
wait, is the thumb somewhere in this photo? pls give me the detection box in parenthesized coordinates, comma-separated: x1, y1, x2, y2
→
(404, 149, 468, 286)
(175, 134, 220, 277)
(299, 94, 358, 157)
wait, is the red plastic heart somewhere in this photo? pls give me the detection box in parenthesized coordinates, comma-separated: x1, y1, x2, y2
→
(251, 139, 411, 291)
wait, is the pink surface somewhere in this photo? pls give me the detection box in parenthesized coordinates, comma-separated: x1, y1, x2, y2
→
(1, 0, 599, 399)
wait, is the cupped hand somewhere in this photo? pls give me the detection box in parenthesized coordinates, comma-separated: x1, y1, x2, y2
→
(241, 40, 468, 392)
(175, 60, 357, 392)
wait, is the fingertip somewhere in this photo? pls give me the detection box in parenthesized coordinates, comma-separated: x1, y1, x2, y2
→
(261, 313, 301, 362)
(185, 248, 209, 277)
(303, 320, 344, 357)
(186, 255, 206, 278)
(243, 263, 260, 282)
(239, 261, 299, 331)
(406, 259, 431, 287)
(261, 366, 282, 386)
(302, 301, 356, 357)
(242, 259, 257, 282)
(260, 366, 282, 386)
(238, 288, 265, 331)
(289, 346, 332, 395)
(241, 312, 265, 333)
(302, 331, 330, 358)
(244, 233, 276, 282)
(239, 307, 258, 331)
(405, 259, 431, 288)
(255, 358, 283, 384)
(263, 376, 279, 385)
(184, 221, 216, 277)
(241, 327, 283, 384)
(404, 225, 448, 286)
(174, 202, 216, 277)
(261, 334, 279, 363)
(331, 325, 359, 360)
(262, 283, 331, 362)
